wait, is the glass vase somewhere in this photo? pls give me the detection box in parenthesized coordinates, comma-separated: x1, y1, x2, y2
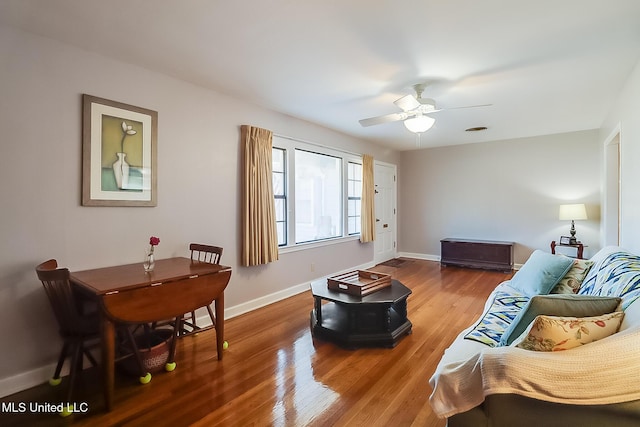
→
(143, 249, 155, 272)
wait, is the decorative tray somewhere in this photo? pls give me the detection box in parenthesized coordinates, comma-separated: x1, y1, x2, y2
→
(327, 270, 391, 296)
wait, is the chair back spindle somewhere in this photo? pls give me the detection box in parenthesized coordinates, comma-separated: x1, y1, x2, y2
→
(190, 243, 223, 265)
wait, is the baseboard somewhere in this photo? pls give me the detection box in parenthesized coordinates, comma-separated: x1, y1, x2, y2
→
(0, 260, 377, 398)
(222, 260, 376, 320)
(0, 363, 66, 399)
(396, 251, 440, 262)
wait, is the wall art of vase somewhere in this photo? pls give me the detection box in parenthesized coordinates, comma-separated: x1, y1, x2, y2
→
(112, 152, 130, 190)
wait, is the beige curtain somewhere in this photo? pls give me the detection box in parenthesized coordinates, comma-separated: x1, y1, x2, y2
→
(360, 154, 375, 243)
(241, 125, 279, 266)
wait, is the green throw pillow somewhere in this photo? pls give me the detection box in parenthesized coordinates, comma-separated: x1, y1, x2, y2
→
(499, 294, 622, 346)
(509, 250, 574, 297)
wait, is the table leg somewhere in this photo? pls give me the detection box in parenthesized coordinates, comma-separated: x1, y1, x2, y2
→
(168, 316, 182, 364)
(215, 293, 224, 360)
(101, 317, 115, 411)
(314, 297, 322, 324)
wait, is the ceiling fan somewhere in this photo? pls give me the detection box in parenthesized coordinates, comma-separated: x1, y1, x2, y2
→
(359, 83, 491, 133)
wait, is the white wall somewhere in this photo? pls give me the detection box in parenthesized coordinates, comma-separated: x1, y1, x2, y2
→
(600, 60, 640, 253)
(0, 24, 399, 395)
(398, 130, 602, 264)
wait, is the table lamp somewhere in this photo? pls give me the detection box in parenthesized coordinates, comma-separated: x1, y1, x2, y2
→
(559, 203, 587, 244)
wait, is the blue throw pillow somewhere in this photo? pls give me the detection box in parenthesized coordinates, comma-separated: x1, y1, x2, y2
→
(510, 250, 574, 297)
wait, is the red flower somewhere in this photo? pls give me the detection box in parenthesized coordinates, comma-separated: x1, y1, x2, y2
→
(149, 236, 160, 246)
(595, 320, 606, 327)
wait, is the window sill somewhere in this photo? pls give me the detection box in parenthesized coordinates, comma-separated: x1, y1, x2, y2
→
(278, 235, 361, 255)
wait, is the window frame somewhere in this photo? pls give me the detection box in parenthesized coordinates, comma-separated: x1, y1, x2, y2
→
(272, 147, 287, 246)
(347, 161, 363, 236)
(272, 135, 362, 252)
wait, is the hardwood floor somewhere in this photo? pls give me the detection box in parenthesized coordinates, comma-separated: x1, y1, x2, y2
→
(0, 259, 512, 427)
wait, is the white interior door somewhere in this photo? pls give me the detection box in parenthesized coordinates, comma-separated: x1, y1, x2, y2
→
(374, 162, 397, 263)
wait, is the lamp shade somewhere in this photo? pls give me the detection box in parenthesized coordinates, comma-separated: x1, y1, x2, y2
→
(559, 203, 587, 221)
(404, 115, 435, 133)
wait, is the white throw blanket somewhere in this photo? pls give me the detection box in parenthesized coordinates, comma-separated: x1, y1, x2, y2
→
(429, 325, 640, 419)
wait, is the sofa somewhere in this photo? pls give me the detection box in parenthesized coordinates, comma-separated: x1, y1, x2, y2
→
(429, 246, 640, 427)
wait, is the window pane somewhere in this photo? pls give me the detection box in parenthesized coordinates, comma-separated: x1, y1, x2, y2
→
(274, 198, 285, 221)
(348, 217, 356, 235)
(295, 150, 342, 243)
(273, 172, 284, 196)
(272, 148, 284, 173)
(276, 222, 286, 246)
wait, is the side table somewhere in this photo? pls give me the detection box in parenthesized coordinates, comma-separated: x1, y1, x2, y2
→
(309, 279, 412, 349)
(551, 240, 585, 259)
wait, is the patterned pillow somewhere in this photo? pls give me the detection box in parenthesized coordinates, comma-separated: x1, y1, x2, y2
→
(551, 258, 594, 294)
(579, 251, 640, 309)
(511, 311, 624, 352)
(463, 291, 530, 347)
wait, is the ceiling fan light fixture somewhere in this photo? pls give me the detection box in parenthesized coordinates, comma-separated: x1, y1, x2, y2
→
(404, 115, 435, 133)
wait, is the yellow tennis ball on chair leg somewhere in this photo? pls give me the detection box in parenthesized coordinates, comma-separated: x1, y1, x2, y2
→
(139, 372, 152, 384)
(223, 341, 229, 350)
(60, 405, 72, 417)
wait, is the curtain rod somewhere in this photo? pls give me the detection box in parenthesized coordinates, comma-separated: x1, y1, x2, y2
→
(273, 133, 363, 158)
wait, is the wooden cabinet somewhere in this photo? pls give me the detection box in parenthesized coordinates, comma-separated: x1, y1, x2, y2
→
(440, 238, 514, 272)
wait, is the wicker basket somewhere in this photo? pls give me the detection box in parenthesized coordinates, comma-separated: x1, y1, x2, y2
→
(118, 328, 174, 375)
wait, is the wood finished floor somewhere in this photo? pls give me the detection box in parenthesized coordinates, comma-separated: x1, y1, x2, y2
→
(1, 259, 513, 427)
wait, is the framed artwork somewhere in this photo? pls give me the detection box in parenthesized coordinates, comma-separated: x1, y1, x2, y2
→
(82, 94, 158, 206)
(559, 236, 572, 245)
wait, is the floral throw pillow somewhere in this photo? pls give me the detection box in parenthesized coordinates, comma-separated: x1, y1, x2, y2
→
(511, 311, 624, 352)
(551, 258, 594, 294)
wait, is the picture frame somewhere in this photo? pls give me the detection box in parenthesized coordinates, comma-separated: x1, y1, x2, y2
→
(559, 236, 572, 245)
(82, 94, 158, 206)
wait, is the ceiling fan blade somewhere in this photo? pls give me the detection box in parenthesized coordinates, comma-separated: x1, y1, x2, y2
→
(426, 103, 493, 114)
(394, 94, 421, 111)
(359, 112, 406, 127)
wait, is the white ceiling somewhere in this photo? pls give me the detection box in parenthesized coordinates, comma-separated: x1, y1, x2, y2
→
(1, 1, 639, 150)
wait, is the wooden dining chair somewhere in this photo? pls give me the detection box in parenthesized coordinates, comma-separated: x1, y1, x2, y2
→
(36, 260, 151, 415)
(179, 243, 223, 337)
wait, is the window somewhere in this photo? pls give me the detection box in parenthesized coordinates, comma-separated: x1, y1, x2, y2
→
(272, 136, 362, 248)
(295, 149, 342, 243)
(272, 147, 287, 246)
(347, 162, 362, 235)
